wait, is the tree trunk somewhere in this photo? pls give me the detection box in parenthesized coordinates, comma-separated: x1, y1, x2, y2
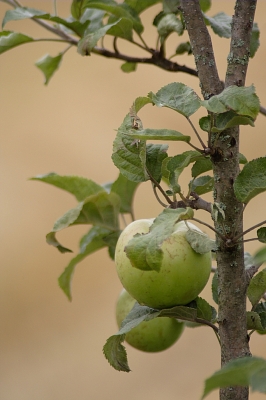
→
(180, 1, 257, 399)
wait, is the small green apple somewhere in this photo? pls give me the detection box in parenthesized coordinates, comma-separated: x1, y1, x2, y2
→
(116, 289, 184, 352)
(115, 219, 212, 308)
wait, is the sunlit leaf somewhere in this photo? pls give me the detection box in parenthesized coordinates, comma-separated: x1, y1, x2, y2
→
(46, 232, 73, 253)
(125, 208, 193, 271)
(0, 31, 33, 54)
(31, 173, 104, 201)
(79, 1, 143, 34)
(204, 12, 231, 38)
(202, 85, 260, 119)
(128, 128, 191, 142)
(148, 82, 201, 117)
(2, 7, 90, 36)
(35, 53, 63, 84)
(186, 229, 216, 254)
(78, 18, 132, 55)
(157, 13, 183, 42)
(121, 61, 137, 72)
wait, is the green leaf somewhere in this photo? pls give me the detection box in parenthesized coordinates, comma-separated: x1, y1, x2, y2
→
(159, 304, 198, 320)
(125, 0, 161, 14)
(234, 157, 266, 203)
(190, 175, 214, 195)
(253, 247, 266, 266)
(195, 297, 217, 322)
(204, 12, 232, 38)
(58, 226, 112, 300)
(128, 128, 191, 142)
(79, 1, 143, 34)
(185, 229, 216, 254)
(78, 18, 132, 55)
(125, 208, 193, 271)
(258, 228, 266, 244)
(80, 8, 105, 32)
(163, 0, 180, 14)
(50, 191, 120, 233)
(2, 7, 90, 36)
(111, 173, 139, 214)
(209, 111, 255, 133)
(112, 114, 148, 183)
(202, 357, 266, 399)
(35, 53, 63, 84)
(146, 143, 168, 183)
(71, 0, 88, 19)
(2, 7, 46, 27)
(192, 157, 212, 178)
(246, 311, 264, 331)
(106, 17, 134, 41)
(73, 191, 121, 229)
(201, 85, 260, 120)
(212, 269, 218, 305)
(31, 173, 104, 201)
(239, 153, 248, 164)
(103, 334, 130, 372)
(121, 62, 136, 72)
(103, 301, 160, 372)
(46, 232, 73, 253)
(175, 41, 192, 55)
(148, 82, 201, 117)
(199, 0, 211, 12)
(0, 31, 34, 54)
(162, 151, 202, 194)
(250, 22, 260, 58)
(247, 269, 266, 307)
(157, 13, 183, 42)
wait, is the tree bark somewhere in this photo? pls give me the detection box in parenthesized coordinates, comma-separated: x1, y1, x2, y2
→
(180, 1, 257, 399)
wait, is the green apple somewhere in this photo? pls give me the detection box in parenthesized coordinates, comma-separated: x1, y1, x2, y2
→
(115, 219, 212, 308)
(116, 289, 184, 352)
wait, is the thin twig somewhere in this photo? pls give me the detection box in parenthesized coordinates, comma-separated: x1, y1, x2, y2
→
(191, 217, 226, 240)
(146, 168, 173, 205)
(187, 117, 207, 149)
(234, 219, 266, 242)
(152, 184, 169, 208)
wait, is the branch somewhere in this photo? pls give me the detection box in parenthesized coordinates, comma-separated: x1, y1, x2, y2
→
(179, 0, 223, 98)
(260, 105, 266, 116)
(225, 0, 257, 87)
(92, 47, 198, 75)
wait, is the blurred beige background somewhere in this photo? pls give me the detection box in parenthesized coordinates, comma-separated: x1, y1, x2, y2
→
(1, 1, 266, 399)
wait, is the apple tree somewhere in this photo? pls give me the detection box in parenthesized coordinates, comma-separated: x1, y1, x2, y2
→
(1, 0, 266, 399)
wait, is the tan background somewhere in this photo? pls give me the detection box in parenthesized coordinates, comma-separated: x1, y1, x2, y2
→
(1, 1, 266, 399)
